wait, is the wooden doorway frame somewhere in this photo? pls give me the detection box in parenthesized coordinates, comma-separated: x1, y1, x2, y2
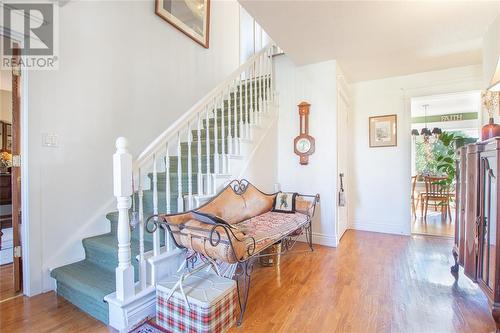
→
(11, 43, 22, 292)
(0, 30, 30, 297)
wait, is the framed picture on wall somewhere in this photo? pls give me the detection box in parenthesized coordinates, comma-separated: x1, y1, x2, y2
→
(155, 0, 210, 48)
(369, 114, 397, 147)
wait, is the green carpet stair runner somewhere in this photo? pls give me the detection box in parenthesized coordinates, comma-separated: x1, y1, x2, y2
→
(50, 79, 270, 324)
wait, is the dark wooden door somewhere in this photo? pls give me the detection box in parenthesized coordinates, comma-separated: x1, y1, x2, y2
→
(11, 45, 22, 292)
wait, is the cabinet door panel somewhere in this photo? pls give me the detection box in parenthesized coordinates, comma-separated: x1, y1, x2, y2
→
(464, 148, 481, 280)
(479, 154, 497, 292)
(489, 159, 497, 290)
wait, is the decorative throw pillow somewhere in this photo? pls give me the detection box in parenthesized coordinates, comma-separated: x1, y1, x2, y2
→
(272, 192, 297, 213)
(191, 211, 238, 230)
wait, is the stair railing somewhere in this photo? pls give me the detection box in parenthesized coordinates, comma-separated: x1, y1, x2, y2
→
(112, 43, 278, 303)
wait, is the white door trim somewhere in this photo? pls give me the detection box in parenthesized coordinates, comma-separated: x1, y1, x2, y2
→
(336, 74, 351, 243)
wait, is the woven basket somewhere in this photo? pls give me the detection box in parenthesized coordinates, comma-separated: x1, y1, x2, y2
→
(259, 242, 282, 267)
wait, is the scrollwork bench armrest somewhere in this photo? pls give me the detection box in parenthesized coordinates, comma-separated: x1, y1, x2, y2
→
(145, 214, 257, 264)
(296, 193, 320, 218)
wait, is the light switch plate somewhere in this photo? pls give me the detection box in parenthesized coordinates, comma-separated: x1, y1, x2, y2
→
(42, 133, 59, 147)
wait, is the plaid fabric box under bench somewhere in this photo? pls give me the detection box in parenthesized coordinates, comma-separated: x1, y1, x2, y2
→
(156, 271, 237, 333)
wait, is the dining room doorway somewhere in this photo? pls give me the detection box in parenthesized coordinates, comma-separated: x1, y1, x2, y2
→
(410, 91, 480, 237)
(0, 36, 23, 302)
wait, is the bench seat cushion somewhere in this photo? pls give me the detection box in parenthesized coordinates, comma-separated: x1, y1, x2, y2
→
(238, 211, 309, 253)
(173, 212, 309, 264)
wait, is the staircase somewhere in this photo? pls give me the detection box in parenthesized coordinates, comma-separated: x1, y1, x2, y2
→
(50, 44, 278, 329)
(50, 211, 159, 323)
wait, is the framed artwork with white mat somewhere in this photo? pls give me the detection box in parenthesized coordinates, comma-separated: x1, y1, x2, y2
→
(369, 114, 397, 148)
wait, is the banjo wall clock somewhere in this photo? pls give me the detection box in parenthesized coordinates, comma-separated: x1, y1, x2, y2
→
(294, 101, 315, 165)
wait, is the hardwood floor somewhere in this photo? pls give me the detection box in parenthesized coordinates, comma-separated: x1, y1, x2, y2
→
(0, 291, 111, 333)
(229, 231, 494, 333)
(0, 231, 495, 333)
(412, 208, 455, 237)
(0, 263, 20, 302)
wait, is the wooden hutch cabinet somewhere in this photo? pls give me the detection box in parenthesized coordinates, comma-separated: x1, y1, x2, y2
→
(454, 137, 500, 331)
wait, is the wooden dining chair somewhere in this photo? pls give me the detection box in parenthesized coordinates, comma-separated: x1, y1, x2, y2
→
(421, 176, 452, 222)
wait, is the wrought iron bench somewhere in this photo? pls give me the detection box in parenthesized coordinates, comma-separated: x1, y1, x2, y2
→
(146, 179, 319, 325)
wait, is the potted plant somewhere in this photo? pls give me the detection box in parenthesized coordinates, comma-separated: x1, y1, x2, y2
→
(435, 131, 476, 188)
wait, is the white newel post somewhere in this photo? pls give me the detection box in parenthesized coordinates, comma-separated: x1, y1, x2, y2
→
(113, 137, 135, 302)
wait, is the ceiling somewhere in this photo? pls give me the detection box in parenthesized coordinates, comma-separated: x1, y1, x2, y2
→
(240, 1, 500, 82)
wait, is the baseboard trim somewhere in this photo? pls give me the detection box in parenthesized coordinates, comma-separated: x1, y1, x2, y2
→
(349, 220, 410, 236)
(298, 232, 337, 247)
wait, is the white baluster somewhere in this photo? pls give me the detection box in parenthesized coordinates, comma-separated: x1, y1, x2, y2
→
(164, 142, 171, 251)
(246, 68, 252, 139)
(227, 85, 233, 155)
(263, 50, 267, 114)
(205, 106, 211, 194)
(197, 112, 202, 197)
(261, 53, 265, 116)
(177, 131, 183, 212)
(258, 54, 263, 125)
(252, 57, 259, 125)
(263, 49, 268, 113)
(233, 79, 240, 155)
(266, 48, 271, 113)
(252, 57, 259, 120)
(137, 169, 146, 290)
(221, 94, 227, 174)
(165, 142, 171, 214)
(244, 69, 249, 139)
(255, 55, 260, 122)
(271, 48, 275, 107)
(271, 50, 274, 107)
(251, 63, 256, 126)
(113, 137, 135, 302)
(152, 154, 160, 256)
(252, 64, 256, 128)
(213, 98, 220, 174)
(259, 55, 263, 107)
(239, 73, 244, 142)
(187, 121, 193, 209)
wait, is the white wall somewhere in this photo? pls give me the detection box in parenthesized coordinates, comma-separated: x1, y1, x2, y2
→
(275, 56, 338, 247)
(240, 119, 278, 194)
(239, 6, 270, 64)
(483, 14, 500, 88)
(350, 65, 483, 235)
(26, 0, 240, 294)
(239, 6, 255, 64)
